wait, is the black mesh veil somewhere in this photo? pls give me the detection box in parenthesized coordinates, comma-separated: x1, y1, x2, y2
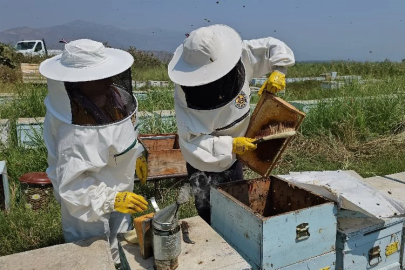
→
(112, 68, 136, 115)
(64, 68, 136, 126)
(181, 59, 245, 110)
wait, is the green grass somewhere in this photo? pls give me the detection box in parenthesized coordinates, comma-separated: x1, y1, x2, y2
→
(273, 134, 405, 178)
(0, 85, 47, 119)
(2, 61, 405, 257)
(133, 65, 170, 82)
(300, 94, 405, 144)
(284, 75, 405, 101)
(287, 60, 405, 78)
(0, 199, 64, 256)
(137, 89, 174, 112)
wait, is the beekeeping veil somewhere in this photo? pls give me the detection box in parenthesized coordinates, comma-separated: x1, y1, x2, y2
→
(180, 60, 245, 110)
(168, 25, 245, 110)
(39, 39, 136, 125)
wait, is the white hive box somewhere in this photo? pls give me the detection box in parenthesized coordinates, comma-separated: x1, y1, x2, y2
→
(147, 80, 161, 87)
(0, 119, 10, 145)
(16, 117, 44, 147)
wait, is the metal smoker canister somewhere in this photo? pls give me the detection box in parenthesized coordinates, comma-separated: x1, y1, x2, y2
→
(152, 203, 181, 270)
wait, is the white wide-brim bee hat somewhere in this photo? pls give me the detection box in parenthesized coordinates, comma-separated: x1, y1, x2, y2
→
(168, 24, 243, 87)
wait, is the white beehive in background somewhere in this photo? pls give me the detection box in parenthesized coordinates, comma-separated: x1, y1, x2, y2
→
(16, 118, 44, 148)
(0, 119, 10, 145)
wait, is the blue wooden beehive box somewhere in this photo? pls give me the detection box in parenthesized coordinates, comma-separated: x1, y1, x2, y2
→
(353, 174, 405, 269)
(211, 176, 337, 269)
(336, 210, 405, 270)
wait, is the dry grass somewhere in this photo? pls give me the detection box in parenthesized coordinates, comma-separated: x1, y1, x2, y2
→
(274, 133, 405, 178)
(0, 66, 21, 85)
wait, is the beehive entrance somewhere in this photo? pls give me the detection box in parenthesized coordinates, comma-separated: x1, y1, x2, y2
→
(218, 176, 328, 218)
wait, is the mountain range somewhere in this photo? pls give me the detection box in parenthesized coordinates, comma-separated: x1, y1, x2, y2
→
(0, 20, 185, 62)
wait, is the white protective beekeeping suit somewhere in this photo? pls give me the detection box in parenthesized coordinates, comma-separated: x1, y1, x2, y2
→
(168, 25, 295, 172)
(39, 39, 144, 263)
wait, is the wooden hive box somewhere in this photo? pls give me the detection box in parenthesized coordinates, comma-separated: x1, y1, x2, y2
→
(238, 91, 306, 176)
(138, 134, 187, 178)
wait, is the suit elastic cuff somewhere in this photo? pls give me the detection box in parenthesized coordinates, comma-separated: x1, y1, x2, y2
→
(273, 66, 287, 75)
(212, 136, 233, 156)
(103, 190, 118, 214)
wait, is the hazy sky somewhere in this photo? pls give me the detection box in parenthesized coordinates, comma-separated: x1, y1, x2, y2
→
(0, 0, 404, 61)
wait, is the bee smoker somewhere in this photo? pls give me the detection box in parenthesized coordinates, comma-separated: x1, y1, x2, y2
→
(152, 203, 181, 270)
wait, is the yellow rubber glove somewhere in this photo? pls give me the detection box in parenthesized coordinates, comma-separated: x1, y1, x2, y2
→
(114, 191, 148, 214)
(258, 71, 286, 95)
(136, 155, 148, 185)
(232, 137, 257, 155)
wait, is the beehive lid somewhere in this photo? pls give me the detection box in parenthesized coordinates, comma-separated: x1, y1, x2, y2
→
(237, 92, 305, 176)
(337, 210, 404, 238)
(19, 172, 52, 185)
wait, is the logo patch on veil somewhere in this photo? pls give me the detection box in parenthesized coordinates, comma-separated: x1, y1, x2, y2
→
(235, 91, 247, 109)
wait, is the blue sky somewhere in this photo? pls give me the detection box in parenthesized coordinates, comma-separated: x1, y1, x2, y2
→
(0, 0, 404, 61)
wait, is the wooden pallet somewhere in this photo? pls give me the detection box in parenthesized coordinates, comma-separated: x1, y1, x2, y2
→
(20, 63, 47, 84)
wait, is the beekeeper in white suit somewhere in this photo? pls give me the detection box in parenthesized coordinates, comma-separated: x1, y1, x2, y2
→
(168, 24, 295, 224)
(39, 39, 148, 264)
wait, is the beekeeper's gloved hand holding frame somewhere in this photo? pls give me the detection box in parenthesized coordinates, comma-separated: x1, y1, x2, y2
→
(258, 68, 286, 95)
